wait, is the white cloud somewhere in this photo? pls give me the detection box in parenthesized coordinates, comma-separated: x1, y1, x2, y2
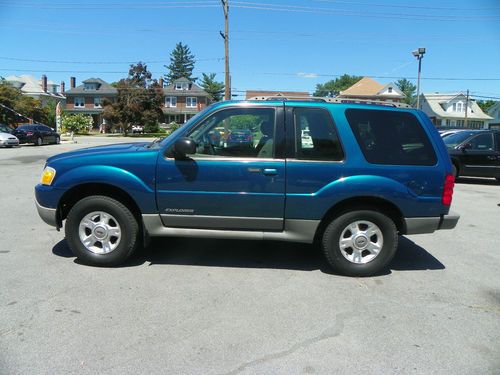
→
(297, 72, 318, 78)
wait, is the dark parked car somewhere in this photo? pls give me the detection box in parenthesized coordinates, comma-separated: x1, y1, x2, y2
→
(12, 124, 60, 146)
(444, 129, 500, 181)
(226, 129, 253, 148)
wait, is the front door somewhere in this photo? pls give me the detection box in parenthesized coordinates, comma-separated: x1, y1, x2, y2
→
(460, 132, 498, 177)
(156, 105, 286, 231)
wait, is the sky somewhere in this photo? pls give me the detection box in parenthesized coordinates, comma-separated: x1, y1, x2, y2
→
(0, 0, 499, 99)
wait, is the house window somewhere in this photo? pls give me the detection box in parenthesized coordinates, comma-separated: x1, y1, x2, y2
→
(456, 120, 464, 127)
(84, 83, 96, 90)
(388, 87, 393, 93)
(94, 97, 101, 108)
(186, 97, 197, 108)
(175, 83, 190, 90)
(456, 102, 463, 112)
(165, 96, 177, 107)
(74, 97, 85, 108)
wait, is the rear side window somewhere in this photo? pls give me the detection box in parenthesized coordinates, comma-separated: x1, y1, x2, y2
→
(345, 109, 437, 166)
(294, 108, 344, 161)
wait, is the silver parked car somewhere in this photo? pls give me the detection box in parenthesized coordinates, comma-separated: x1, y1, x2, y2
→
(0, 132, 20, 147)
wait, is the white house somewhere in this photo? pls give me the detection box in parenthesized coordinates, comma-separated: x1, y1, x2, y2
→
(419, 92, 493, 129)
(4, 74, 65, 106)
(337, 77, 406, 103)
(486, 101, 500, 129)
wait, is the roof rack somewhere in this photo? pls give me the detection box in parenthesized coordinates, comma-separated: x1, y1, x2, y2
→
(247, 96, 412, 109)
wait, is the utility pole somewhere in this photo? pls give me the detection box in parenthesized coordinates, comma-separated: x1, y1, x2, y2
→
(221, 0, 231, 100)
(412, 47, 426, 109)
(464, 89, 469, 128)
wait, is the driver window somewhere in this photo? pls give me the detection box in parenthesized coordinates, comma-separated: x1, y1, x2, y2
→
(468, 133, 493, 151)
(188, 108, 275, 158)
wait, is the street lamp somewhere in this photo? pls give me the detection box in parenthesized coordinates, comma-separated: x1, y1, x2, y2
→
(412, 47, 426, 109)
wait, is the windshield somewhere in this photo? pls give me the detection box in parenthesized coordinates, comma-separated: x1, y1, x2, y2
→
(443, 131, 477, 148)
(17, 125, 36, 131)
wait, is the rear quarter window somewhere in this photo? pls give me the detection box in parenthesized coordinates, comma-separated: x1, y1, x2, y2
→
(345, 109, 437, 166)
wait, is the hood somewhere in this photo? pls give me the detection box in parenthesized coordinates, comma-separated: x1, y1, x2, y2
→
(46, 142, 150, 164)
(0, 132, 18, 140)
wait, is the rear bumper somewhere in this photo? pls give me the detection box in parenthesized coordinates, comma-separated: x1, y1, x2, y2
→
(404, 211, 460, 235)
(35, 198, 59, 228)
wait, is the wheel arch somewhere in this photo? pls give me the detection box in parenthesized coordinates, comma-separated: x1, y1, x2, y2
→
(57, 183, 143, 229)
(313, 196, 406, 243)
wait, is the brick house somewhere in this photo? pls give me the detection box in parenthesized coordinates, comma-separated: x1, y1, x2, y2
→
(162, 77, 210, 124)
(337, 77, 406, 103)
(64, 77, 117, 128)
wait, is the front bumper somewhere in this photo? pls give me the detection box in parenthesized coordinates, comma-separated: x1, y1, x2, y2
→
(35, 198, 59, 228)
(0, 139, 19, 146)
(404, 211, 460, 235)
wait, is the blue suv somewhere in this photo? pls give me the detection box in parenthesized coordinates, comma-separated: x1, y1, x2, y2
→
(35, 99, 459, 276)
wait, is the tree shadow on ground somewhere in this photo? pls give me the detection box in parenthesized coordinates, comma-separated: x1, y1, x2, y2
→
(52, 235, 444, 276)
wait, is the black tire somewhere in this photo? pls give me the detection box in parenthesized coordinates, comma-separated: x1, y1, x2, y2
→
(321, 210, 398, 277)
(452, 163, 458, 179)
(65, 195, 139, 266)
(35, 137, 43, 146)
(496, 177, 500, 183)
(55, 136, 60, 144)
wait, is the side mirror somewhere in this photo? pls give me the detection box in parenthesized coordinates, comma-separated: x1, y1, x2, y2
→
(460, 143, 472, 152)
(173, 137, 197, 158)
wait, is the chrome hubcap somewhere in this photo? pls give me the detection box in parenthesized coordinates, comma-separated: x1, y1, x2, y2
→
(78, 211, 121, 254)
(339, 220, 383, 264)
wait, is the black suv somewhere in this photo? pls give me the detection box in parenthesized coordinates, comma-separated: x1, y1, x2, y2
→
(12, 124, 60, 146)
(444, 130, 500, 181)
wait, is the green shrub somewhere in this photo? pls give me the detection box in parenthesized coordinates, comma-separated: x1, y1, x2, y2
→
(61, 113, 93, 134)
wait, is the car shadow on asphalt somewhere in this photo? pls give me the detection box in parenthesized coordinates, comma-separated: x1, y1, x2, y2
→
(455, 177, 500, 186)
(52, 236, 444, 276)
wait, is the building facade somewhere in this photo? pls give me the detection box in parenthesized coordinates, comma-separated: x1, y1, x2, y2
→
(486, 101, 500, 129)
(5, 74, 65, 106)
(162, 77, 210, 124)
(419, 93, 493, 129)
(64, 77, 117, 128)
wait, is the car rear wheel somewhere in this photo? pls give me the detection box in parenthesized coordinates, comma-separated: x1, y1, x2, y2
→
(321, 210, 398, 277)
(55, 136, 60, 144)
(452, 164, 459, 179)
(35, 137, 43, 146)
(65, 195, 140, 266)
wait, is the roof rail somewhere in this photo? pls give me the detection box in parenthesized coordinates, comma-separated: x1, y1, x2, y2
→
(247, 96, 412, 109)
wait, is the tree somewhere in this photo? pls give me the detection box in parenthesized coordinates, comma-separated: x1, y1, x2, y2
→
(103, 62, 163, 134)
(44, 98, 58, 128)
(313, 74, 362, 97)
(165, 42, 196, 84)
(0, 80, 48, 125)
(476, 100, 496, 112)
(200, 73, 224, 102)
(61, 113, 93, 134)
(395, 78, 417, 105)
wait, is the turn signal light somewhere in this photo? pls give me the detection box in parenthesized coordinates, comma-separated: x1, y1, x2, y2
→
(41, 167, 56, 186)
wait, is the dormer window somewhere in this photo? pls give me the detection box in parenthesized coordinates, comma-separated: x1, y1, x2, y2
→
(388, 87, 393, 93)
(456, 102, 463, 112)
(175, 82, 190, 90)
(84, 83, 97, 90)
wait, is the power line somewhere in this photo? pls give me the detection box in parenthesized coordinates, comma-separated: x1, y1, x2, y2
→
(0, 56, 224, 65)
(2, 67, 500, 82)
(311, 0, 500, 12)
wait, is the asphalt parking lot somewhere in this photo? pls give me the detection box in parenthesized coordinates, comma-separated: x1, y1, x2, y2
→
(1, 137, 499, 374)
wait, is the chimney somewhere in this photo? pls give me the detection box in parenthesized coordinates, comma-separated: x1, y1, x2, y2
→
(159, 77, 164, 88)
(60, 81, 65, 94)
(41, 75, 47, 92)
(70, 76, 76, 89)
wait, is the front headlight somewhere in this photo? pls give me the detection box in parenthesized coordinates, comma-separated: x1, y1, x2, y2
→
(40, 166, 56, 185)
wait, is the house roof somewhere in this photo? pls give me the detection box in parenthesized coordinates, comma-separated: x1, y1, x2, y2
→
(65, 78, 117, 95)
(339, 77, 383, 96)
(245, 90, 309, 99)
(164, 78, 209, 97)
(4, 75, 64, 98)
(421, 93, 493, 120)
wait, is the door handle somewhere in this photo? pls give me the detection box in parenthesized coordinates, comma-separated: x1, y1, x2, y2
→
(487, 156, 497, 160)
(263, 168, 278, 176)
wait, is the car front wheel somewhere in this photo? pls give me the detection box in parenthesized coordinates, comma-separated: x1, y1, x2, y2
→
(35, 137, 43, 146)
(321, 210, 398, 277)
(65, 195, 140, 266)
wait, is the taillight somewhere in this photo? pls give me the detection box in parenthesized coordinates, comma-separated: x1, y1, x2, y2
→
(442, 173, 455, 205)
(26, 131, 33, 136)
